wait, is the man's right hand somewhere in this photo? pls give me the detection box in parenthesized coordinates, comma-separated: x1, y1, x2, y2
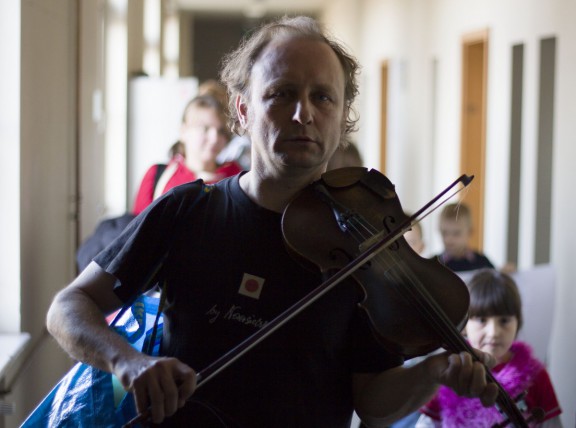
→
(116, 355, 197, 424)
(47, 263, 198, 424)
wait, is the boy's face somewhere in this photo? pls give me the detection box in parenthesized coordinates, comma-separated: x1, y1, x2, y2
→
(439, 218, 471, 258)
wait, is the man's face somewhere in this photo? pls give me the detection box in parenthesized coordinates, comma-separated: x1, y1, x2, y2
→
(180, 106, 228, 166)
(238, 37, 347, 175)
(439, 218, 471, 258)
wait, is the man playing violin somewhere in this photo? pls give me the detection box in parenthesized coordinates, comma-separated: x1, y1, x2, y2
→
(47, 16, 498, 427)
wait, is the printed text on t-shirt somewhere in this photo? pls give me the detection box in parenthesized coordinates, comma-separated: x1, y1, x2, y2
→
(206, 304, 269, 329)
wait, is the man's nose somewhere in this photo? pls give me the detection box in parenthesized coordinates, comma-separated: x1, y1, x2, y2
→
(292, 99, 313, 125)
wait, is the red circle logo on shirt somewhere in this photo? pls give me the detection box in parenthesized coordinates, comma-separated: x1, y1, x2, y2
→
(244, 279, 260, 293)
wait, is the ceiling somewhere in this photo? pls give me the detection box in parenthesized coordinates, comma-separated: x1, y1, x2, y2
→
(175, 0, 328, 16)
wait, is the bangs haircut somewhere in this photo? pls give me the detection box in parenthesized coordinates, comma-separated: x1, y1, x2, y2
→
(467, 269, 523, 331)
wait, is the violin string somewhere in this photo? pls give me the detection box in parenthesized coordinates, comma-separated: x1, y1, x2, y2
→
(343, 215, 526, 427)
(344, 217, 463, 348)
(345, 218, 480, 358)
(347, 216, 468, 349)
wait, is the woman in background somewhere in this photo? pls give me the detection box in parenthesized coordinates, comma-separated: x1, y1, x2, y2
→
(133, 94, 241, 215)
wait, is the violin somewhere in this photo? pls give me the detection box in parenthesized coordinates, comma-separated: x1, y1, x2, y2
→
(281, 167, 540, 428)
(283, 167, 470, 358)
(125, 167, 541, 428)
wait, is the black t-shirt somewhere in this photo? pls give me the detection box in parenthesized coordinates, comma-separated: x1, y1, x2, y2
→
(95, 174, 402, 428)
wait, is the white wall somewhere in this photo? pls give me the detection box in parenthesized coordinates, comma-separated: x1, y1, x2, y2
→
(324, 0, 576, 426)
(78, 0, 108, 241)
(6, 1, 80, 427)
(549, 1, 576, 423)
(0, 0, 22, 333)
(126, 76, 198, 208)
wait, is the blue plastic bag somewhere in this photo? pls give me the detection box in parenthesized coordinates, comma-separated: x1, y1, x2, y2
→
(21, 292, 163, 428)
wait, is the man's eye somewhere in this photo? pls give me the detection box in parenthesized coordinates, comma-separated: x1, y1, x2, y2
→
(316, 93, 332, 102)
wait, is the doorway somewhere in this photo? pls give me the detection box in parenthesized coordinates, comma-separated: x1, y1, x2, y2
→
(460, 30, 489, 251)
(380, 61, 389, 173)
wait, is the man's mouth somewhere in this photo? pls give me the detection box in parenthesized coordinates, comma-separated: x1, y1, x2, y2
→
(283, 134, 317, 143)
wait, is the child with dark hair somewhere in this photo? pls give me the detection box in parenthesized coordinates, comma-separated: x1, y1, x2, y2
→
(416, 269, 562, 428)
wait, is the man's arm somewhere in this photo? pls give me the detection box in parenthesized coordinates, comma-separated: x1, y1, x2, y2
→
(46, 261, 196, 424)
(353, 351, 499, 428)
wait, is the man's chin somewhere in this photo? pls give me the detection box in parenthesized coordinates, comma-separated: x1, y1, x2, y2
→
(278, 154, 324, 170)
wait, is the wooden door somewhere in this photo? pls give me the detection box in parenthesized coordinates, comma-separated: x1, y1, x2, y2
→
(380, 61, 388, 173)
(460, 30, 489, 251)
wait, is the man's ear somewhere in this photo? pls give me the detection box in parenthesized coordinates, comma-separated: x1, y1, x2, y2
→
(338, 107, 349, 148)
(236, 95, 249, 130)
(340, 107, 348, 133)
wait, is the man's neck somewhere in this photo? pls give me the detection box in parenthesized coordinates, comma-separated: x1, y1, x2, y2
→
(239, 168, 323, 213)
